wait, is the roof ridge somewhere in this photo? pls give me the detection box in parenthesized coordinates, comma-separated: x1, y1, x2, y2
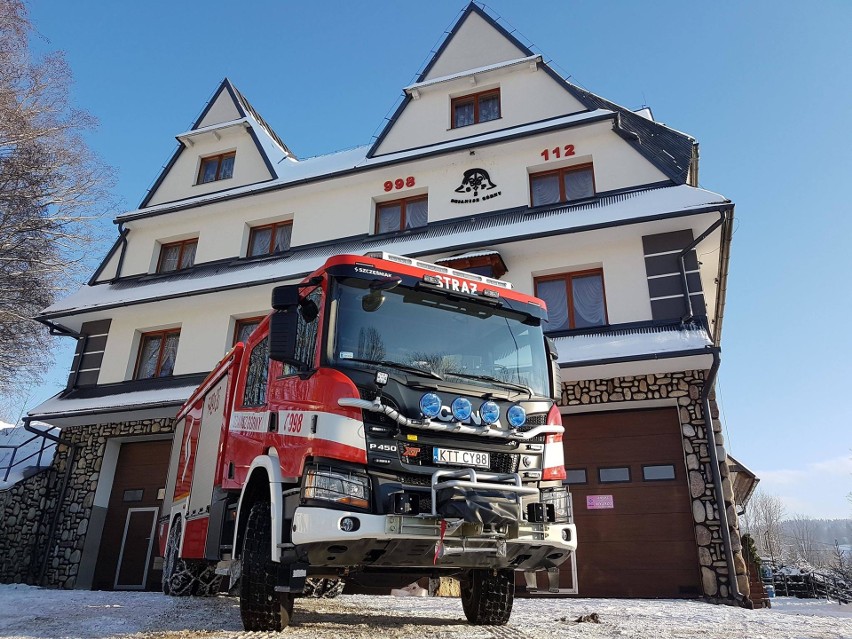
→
(226, 79, 295, 159)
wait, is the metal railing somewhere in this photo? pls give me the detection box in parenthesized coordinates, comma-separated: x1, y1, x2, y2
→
(0, 425, 57, 484)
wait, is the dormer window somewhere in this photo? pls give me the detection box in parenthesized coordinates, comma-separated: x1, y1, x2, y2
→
(197, 151, 235, 184)
(452, 89, 500, 128)
(157, 238, 197, 273)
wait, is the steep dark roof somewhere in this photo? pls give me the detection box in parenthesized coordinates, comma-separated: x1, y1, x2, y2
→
(228, 80, 295, 159)
(562, 84, 695, 185)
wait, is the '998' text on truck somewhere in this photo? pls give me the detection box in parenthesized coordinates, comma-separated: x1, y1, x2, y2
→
(157, 252, 576, 630)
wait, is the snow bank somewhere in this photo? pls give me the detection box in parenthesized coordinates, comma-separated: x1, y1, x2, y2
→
(0, 585, 850, 639)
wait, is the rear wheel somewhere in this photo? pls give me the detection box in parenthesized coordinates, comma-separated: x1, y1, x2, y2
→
(240, 502, 294, 631)
(162, 519, 195, 596)
(460, 569, 514, 625)
(304, 577, 345, 598)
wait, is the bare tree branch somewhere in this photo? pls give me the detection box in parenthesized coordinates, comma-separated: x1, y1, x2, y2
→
(0, 0, 114, 399)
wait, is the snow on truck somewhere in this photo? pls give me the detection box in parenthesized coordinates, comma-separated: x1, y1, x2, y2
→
(157, 252, 576, 630)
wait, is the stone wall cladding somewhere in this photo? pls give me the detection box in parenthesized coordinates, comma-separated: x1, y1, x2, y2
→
(0, 418, 173, 589)
(561, 371, 748, 602)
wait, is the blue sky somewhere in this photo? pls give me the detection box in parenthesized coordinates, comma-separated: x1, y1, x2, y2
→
(17, 1, 852, 518)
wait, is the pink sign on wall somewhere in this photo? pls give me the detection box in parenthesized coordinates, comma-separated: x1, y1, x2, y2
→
(586, 495, 614, 510)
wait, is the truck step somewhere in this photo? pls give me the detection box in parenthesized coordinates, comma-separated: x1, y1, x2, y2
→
(215, 560, 232, 576)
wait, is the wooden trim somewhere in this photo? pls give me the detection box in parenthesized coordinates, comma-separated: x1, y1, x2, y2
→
(374, 195, 428, 234)
(233, 315, 265, 346)
(451, 88, 501, 129)
(529, 162, 596, 206)
(534, 268, 608, 330)
(156, 238, 197, 273)
(197, 151, 236, 184)
(247, 221, 292, 256)
(133, 328, 180, 380)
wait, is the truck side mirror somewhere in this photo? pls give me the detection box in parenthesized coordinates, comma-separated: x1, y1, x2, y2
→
(545, 336, 562, 401)
(270, 284, 303, 366)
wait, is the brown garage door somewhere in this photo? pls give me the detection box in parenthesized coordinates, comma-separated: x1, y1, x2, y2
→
(92, 439, 171, 590)
(562, 408, 700, 598)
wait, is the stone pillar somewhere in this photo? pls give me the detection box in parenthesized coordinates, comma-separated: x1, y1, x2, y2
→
(560, 371, 747, 602)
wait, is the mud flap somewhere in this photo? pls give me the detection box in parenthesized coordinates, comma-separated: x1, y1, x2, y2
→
(436, 487, 521, 526)
(274, 561, 309, 594)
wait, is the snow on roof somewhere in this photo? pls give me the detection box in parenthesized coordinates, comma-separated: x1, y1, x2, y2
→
(28, 385, 197, 419)
(175, 117, 249, 141)
(404, 55, 542, 93)
(116, 109, 615, 222)
(0, 422, 57, 488)
(44, 184, 728, 318)
(435, 250, 500, 262)
(553, 323, 713, 365)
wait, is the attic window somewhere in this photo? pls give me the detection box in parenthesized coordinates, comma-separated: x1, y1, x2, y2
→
(197, 151, 235, 184)
(452, 89, 500, 129)
(530, 164, 595, 207)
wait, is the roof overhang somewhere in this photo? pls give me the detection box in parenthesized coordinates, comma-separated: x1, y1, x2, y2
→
(404, 54, 542, 97)
(27, 375, 206, 429)
(175, 118, 250, 146)
(728, 454, 760, 511)
(554, 321, 715, 382)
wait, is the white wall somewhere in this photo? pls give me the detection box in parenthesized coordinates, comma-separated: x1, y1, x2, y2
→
(145, 126, 272, 208)
(119, 120, 667, 277)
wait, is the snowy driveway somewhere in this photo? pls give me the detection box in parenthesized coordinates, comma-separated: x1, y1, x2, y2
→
(1, 585, 850, 639)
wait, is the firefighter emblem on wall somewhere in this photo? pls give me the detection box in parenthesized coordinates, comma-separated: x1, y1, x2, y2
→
(451, 168, 501, 204)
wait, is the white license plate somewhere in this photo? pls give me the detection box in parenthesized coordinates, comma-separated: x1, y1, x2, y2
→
(432, 447, 490, 468)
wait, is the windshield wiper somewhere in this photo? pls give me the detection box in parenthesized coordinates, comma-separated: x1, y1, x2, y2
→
(445, 371, 533, 396)
(342, 357, 443, 380)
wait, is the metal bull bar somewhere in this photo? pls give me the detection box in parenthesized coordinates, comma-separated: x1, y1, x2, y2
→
(430, 468, 538, 517)
(338, 397, 563, 441)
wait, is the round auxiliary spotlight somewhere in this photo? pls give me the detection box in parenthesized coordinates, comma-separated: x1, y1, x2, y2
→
(480, 400, 500, 425)
(419, 393, 441, 419)
(451, 397, 472, 421)
(507, 404, 527, 428)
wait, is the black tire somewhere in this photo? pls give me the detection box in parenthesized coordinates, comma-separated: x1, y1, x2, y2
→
(304, 577, 345, 599)
(192, 563, 223, 597)
(162, 519, 195, 596)
(460, 569, 515, 625)
(240, 502, 294, 632)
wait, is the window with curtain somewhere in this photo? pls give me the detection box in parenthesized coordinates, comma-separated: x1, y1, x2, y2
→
(248, 221, 292, 257)
(134, 329, 180, 379)
(451, 89, 501, 128)
(529, 164, 595, 207)
(375, 195, 428, 234)
(197, 152, 236, 184)
(535, 269, 607, 331)
(157, 239, 197, 273)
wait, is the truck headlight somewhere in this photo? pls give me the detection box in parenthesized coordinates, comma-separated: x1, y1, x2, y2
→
(480, 401, 500, 425)
(451, 397, 472, 421)
(303, 467, 370, 510)
(420, 392, 441, 418)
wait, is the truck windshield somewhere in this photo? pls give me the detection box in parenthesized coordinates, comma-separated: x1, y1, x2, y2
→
(330, 278, 550, 397)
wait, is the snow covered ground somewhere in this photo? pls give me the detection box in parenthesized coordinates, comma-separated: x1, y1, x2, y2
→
(1, 585, 850, 639)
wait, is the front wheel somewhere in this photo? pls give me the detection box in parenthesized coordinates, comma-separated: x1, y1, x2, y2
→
(460, 569, 515, 626)
(240, 502, 294, 631)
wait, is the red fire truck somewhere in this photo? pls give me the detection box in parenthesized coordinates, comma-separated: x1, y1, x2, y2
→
(157, 252, 575, 630)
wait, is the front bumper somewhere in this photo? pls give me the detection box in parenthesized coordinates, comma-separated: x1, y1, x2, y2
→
(290, 506, 576, 571)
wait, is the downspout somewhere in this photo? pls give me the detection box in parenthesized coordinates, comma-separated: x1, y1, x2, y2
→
(678, 207, 731, 322)
(23, 416, 79, 586)
(702, 348, 743, 603)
